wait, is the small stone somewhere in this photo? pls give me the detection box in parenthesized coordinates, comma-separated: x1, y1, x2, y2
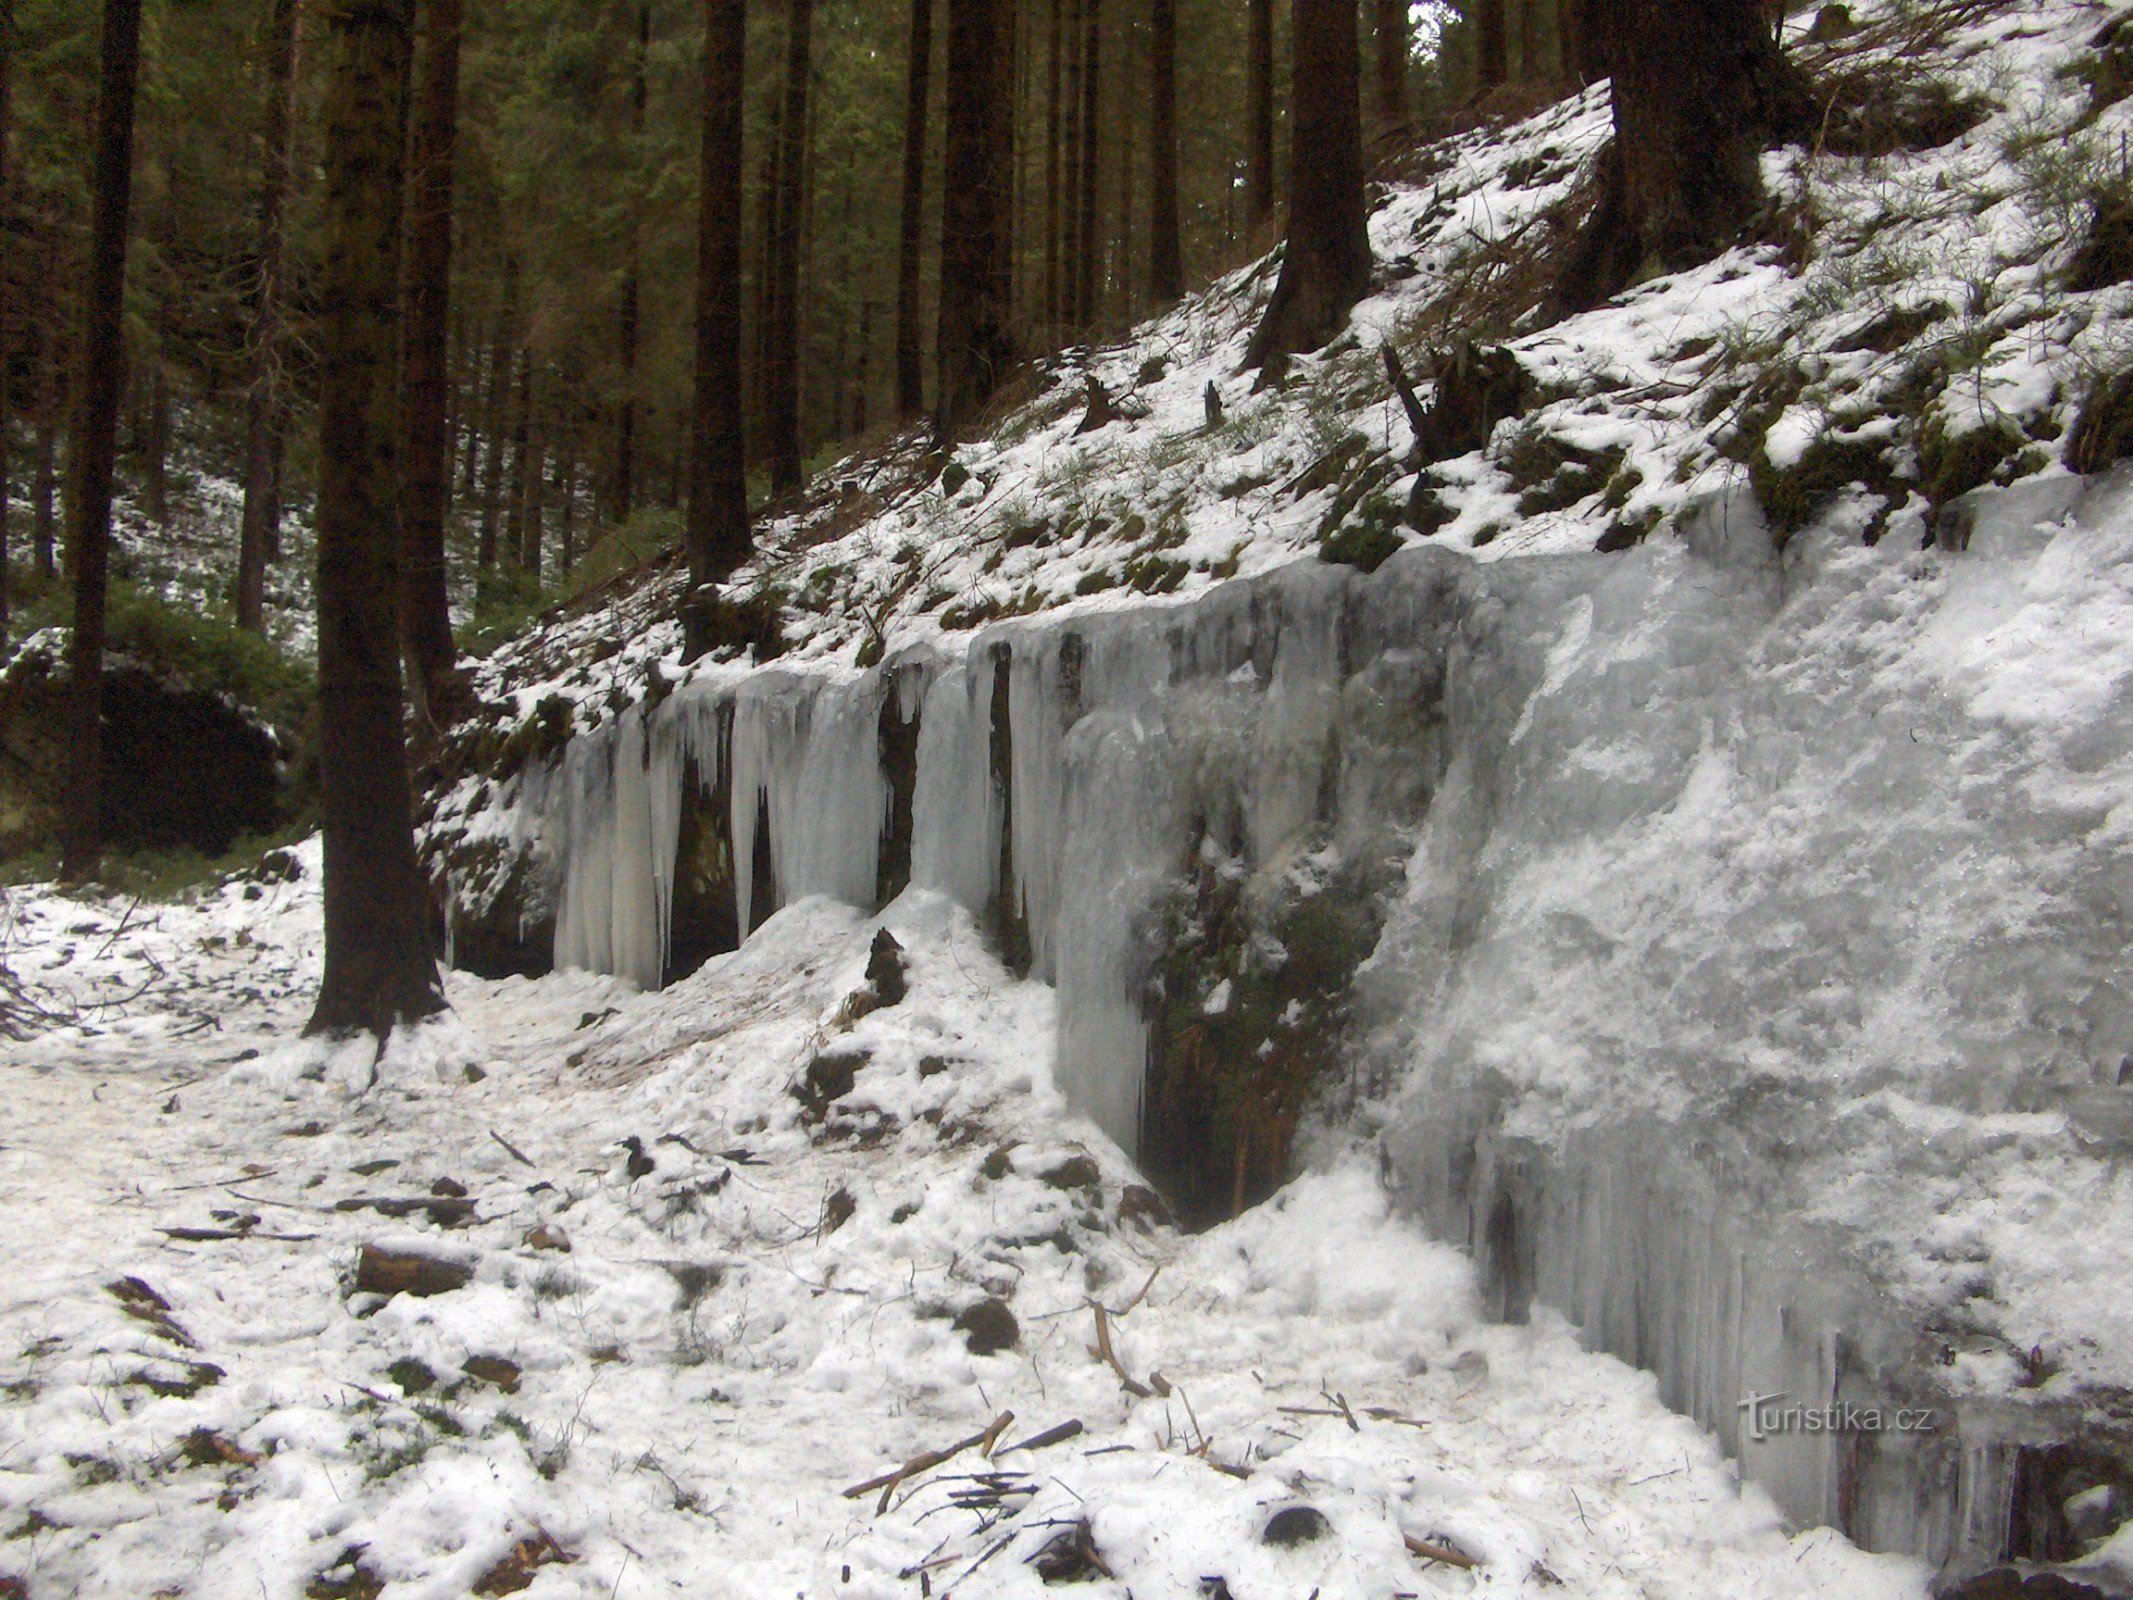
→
(954, 1297, 1019, 1355)
(430, 1177, 468, 1197)
(464, 1063, 487, 1083)
(353, 1244, 473, 1299)
(462, 1355, 522, 1394)
(523, 1224, 571, 1253)
(1262, 1504, 1332, 1547)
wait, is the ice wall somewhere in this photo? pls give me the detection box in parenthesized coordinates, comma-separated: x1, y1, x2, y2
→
(505, 467, 2133, 1577)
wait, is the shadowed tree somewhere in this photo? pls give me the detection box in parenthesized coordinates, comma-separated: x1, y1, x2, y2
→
(236, 0, 301, 634)
(1148, 0, 1181, 303)
(766, 0, 811, 490)
(1244, 0, 1367, 368)
(0, 0, 12, 649)
(1373, 0, 1408, 125)
(936, 0, 1009, 423)
(1244, 0, 1273, 229)
(60, 0, 145, 885)
(399, 0, 468, 730)
(893, 0, 932, 419)
(613, 0, 650, 520)
(1476, 0, 1507, 90)
(308, 0, 445, 1039)
(685, 0, 749, 614)
(1558, 0, 1808, 310)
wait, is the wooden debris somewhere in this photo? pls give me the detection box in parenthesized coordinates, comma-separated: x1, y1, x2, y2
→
(842, 1410, 1015, 1513)
(352, 1244, 473, 1299)
(334, 1194, 477, 1228)
(998, 1418, 1084, 1454)
(1089, 1304, 1153, 1398)
(472, 1529, 573, 1596)
(489, 1130, 533, 1167)
(106, 1276, 196, 1348)
(1404, 1533, 1481, 1570)
(523, 1223, 571, 1252)
(180, 1426, 262, 1468)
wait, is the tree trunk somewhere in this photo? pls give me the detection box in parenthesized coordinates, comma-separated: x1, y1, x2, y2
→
(60, 0, 144, 886)
(613, 0, 649, 521)
(893, 0, 932, 420)
(476, 266, 514, 568)
(1244, 0, 1367, 368)
(141, 162, 175, 528)
(1245, 0, 1273, 229)
(555, 450, 577, 573)
(1148, 0, 1181, 303)
(1043, 0, 1061, 328)
(1373, 0, 1408, 124)
(936, 0, 1010, 425)
(238, 0, 300, 633)
(991, 0, 1015, 318)
(0, 0, 12, 648)
(309, 0, 444, 1039)
(1558, 0, 1806, 310)
(1476, 0, 1508, 89)
(32, 318, 55, 577)
(1074, 0, 1100, 321)
(1061, 0, 1082, 321)
(686, 0, 749, 596)
(504, 345, 530, 566)
(766, 0, 810, 492)
(398, 0, 465, 728)
(516, 364, 543, 578)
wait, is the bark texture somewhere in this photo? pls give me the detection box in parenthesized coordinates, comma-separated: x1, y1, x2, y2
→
(308, 0, 445, 1038)
(1372, 0, 1408, 124)
(1559, 0, 1808, 310)
(237, 0, 300, 632)
(936, 0, 1010, 425)
(398, 0, 466, 729)
(612, 0, 650, 520)
(0, 0, 12, 647)
(686, 0, 750, 595)
(893, 0, 932, 419)
(1148, 0, 1181, 303)
(1244, 0, 1367, 368)
(766, 0, 810, 490)
(61, 0, 145, 884)
(1245, 0, 1273, 228)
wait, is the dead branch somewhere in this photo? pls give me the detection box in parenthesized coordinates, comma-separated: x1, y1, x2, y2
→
(1404, 1533, 1481, 1570)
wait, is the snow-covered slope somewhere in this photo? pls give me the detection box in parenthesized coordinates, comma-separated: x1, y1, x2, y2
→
(0, 865, 1928, 1599)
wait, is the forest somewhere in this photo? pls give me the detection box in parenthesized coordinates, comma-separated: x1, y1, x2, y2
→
(7, 0, 2133, 1594)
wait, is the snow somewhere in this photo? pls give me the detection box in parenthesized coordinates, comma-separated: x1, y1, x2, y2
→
(0, 872, 1928, 1599)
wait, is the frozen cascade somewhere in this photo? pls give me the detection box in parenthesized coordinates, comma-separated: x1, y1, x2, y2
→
(499, 468, 2133, 1578)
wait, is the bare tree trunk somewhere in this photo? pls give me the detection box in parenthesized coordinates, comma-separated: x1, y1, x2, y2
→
(503, 344, 530, 566)
(0, 0, 12, 647)
(309, 0, 444, 1039)
(686, 0, 749, 597)
(555, 450, 577, 573)
(936, 0, 1010, 424)
(1148, 0, 1181, 303)
(1476, 0, 1508, 90)
(399, 0, 465, 726)
(1043, 0, 1061, 328)
(894, 0, 933, 420)
(613, 0, 649, 521)
(1558, 0, 1806, 310)
(476, 264, 514, 568)
(991, 0, 1016, 322)
(1074, 0, 1099, 322)
(1373, 0, 1408, 124)
(237, 0, 300, 632)
(852, 298, 872, 433)
(766, 0, 810, 491)
(60, 0, 144, 885)
(140, 160, 174, 529)
(1061, 0, 1082, 321)
(1245, 0, 1273, 228)
(1244, 0, 1367, 368)
(32, 322, 55, 578)
(516, 365, 543, 579)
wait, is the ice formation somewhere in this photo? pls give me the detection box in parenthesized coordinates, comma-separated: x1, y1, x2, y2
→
(494, 464, 2133, 1577)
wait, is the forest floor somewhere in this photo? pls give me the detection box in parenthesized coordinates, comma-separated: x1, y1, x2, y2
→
(0, 849, 1932, 1600)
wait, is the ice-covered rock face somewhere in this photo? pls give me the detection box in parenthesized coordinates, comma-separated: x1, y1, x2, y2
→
(473, 466, 2133, 1576)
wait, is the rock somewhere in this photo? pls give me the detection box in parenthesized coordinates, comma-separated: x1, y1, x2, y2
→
(430, 1177, 467, 1197)
(472, 1530, 573, 1596)
(462, 1355, 522, 1394)
(1809, 3, 1855, 42)
(795, 1048, 870, 1119)
(1262, 1504, 1333, 1546)
(954, 1297, 1019, 1355)
(1939, 1571, 2111, 1600)
(1040, 1154, 1102, 1193)
(353, 1244, 473, 1299)
(523, 1223, 571, 1253)
(865, 927, 908, 1007)
(1117, 1185, 1173, 1230)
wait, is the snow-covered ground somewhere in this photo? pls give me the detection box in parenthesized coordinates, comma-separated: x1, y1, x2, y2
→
(0, 854, 1927, 1599)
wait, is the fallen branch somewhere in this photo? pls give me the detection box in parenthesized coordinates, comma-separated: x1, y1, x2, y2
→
(490, 1130, 534, 1167)
(998, 1418, 1084, 1455)
(1404, 1533, 1481, 1570)
(1088, 1305, 1153, 1398)
(843, 1410, 1015, 1513)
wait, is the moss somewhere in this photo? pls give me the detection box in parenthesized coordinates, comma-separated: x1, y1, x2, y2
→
(1319, 518, 1405, 575)
(1122, 556, 1188, 594)
(1073, 568, 1121, 596)
(1138, 838, 1391, 1229)
(2068, 368, 2133, 475)
(1498, 425, 1628, 516)
(1749, 428, 1899, 536)
(1919, 415, 2027, 507)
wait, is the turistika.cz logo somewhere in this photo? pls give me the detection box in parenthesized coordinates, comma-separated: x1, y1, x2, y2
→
(1736, 1392, 1938, 1441)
